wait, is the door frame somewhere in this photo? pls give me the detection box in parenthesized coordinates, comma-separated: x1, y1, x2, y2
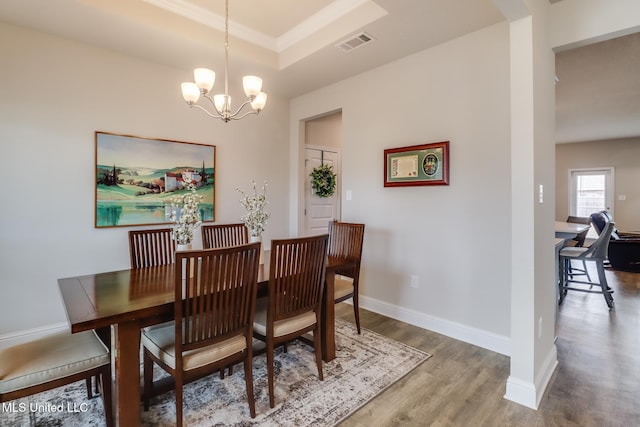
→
(568, 167, 615, 217)
(304, 144, 341, 235)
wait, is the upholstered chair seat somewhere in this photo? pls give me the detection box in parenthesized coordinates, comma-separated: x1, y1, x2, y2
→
(141, 322, 247, 371)
(253, 298, 317, 338)
(0, 330, 113, 427)
(334, 276, 355, 300)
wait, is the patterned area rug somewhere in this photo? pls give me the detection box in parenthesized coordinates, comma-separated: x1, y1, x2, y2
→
(2, 319, 430, 426)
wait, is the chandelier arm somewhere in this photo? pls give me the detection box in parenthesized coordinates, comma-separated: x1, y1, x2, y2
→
(188, 104, 223, 119)
(227, 99, 257, 118)
(200, 93, 215, 106)
(229, 110, 260, 121)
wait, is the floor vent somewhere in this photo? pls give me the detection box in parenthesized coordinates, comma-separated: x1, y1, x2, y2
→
(335, 32, 375, 52)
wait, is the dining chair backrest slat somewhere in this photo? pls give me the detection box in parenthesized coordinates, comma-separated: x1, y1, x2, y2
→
(129, 228, 175, 269)
(176, 243, 261, 353)
(268, 235, 329, 322)
(327, 221, 365, 279)
(202, 223, 249, 249)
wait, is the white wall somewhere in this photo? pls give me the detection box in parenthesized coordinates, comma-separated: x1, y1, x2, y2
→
(556, 137, 640, 230)
(550, 0, 640, 50)
(305, 112, 342, 150)
(0, 23, 290, 338)
(291, 23, 512, 353)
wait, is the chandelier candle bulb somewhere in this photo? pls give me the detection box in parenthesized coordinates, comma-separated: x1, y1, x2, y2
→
(194, 68, 215, 92)
(243, 76, 263, 97)
(181, 82, 200, 104)
(251, 92, 267, 111)
(214, 94, 230, 114)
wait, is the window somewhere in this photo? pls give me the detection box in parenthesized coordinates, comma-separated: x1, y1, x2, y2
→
(569, 168, 613, 238)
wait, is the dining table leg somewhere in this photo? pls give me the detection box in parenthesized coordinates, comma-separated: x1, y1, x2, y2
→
(321, 269, 336, 362)
(114, 320, 142, 426)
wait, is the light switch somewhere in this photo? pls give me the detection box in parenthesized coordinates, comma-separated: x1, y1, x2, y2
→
(538, 184, 544, 204)
(346, 190, 352, 201)
(618, 194, 626, 201)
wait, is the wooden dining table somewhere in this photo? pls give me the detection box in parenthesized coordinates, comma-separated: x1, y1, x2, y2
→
(57, 255, 352, 426)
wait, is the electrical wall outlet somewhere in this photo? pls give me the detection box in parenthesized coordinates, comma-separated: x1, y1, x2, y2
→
(538, 317, 543, 339)
(410, 275, 419, 289)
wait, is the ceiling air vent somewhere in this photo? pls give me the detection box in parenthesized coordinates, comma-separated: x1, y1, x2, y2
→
(335, 32, 375, 52)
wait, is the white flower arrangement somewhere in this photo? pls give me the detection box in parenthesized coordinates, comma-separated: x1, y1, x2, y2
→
(166, 181, 203, 245)
(236, 180, 269, 237)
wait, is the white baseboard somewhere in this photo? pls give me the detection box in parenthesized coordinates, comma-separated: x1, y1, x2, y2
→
(535, 344, 559, 405)
(0, 322, 69, 350)
(504, 376, 538, 409)
(357, 295, 560, 409)
(358, 295, 511, 356)
(503, 339, 558, 409)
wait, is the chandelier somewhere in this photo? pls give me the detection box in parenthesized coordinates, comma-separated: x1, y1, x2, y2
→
(180, 0, 267, 122)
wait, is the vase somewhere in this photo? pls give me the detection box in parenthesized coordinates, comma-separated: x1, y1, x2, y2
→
(249, 235, 265, 264)
(176, 243, 193, 252)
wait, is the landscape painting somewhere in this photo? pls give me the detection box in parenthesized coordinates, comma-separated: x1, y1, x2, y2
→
(95, 132, 215, 228)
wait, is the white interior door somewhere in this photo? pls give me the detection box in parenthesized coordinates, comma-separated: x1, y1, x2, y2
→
(305, 147, 340, 236)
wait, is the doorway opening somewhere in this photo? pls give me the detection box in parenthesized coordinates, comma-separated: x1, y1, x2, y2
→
(303, 112, 342, 236)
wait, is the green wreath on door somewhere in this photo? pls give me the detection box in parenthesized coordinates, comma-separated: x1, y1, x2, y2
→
(310, 163, 337, 198)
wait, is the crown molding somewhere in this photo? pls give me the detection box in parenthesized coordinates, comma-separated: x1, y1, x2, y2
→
(144, 0, 383, 55)
(277, 0, 372, 51)
(143, 0, 277, 50)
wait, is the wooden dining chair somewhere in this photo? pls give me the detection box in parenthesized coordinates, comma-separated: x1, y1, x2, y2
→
(200, 222, 251, 378)
(0, 330, 113, 427)
(141, 243, 261, 425)
(201, 223, 248, 249)
(328, 220, 365, 334)
(253, 234, 329, 408)
(129, 228, 176, 268)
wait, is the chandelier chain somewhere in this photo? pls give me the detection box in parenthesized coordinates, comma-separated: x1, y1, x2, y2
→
(224, 0, 229, 100)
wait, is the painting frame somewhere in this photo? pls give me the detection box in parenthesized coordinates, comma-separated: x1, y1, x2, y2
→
(95, 131, 215, 228)
(384, 141, 449, 187)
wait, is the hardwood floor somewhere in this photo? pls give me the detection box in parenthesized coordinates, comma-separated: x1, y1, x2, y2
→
(336, 266, 640, 427)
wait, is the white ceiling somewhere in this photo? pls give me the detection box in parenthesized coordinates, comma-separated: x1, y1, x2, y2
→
(0, 0, 505, 97)
(555, 32, 640, 144)
(0, 0, 637, 143)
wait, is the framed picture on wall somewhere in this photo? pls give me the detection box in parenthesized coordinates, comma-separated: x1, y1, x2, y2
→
(95, 131, 215, 228)
(384, 141, 449, 187)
